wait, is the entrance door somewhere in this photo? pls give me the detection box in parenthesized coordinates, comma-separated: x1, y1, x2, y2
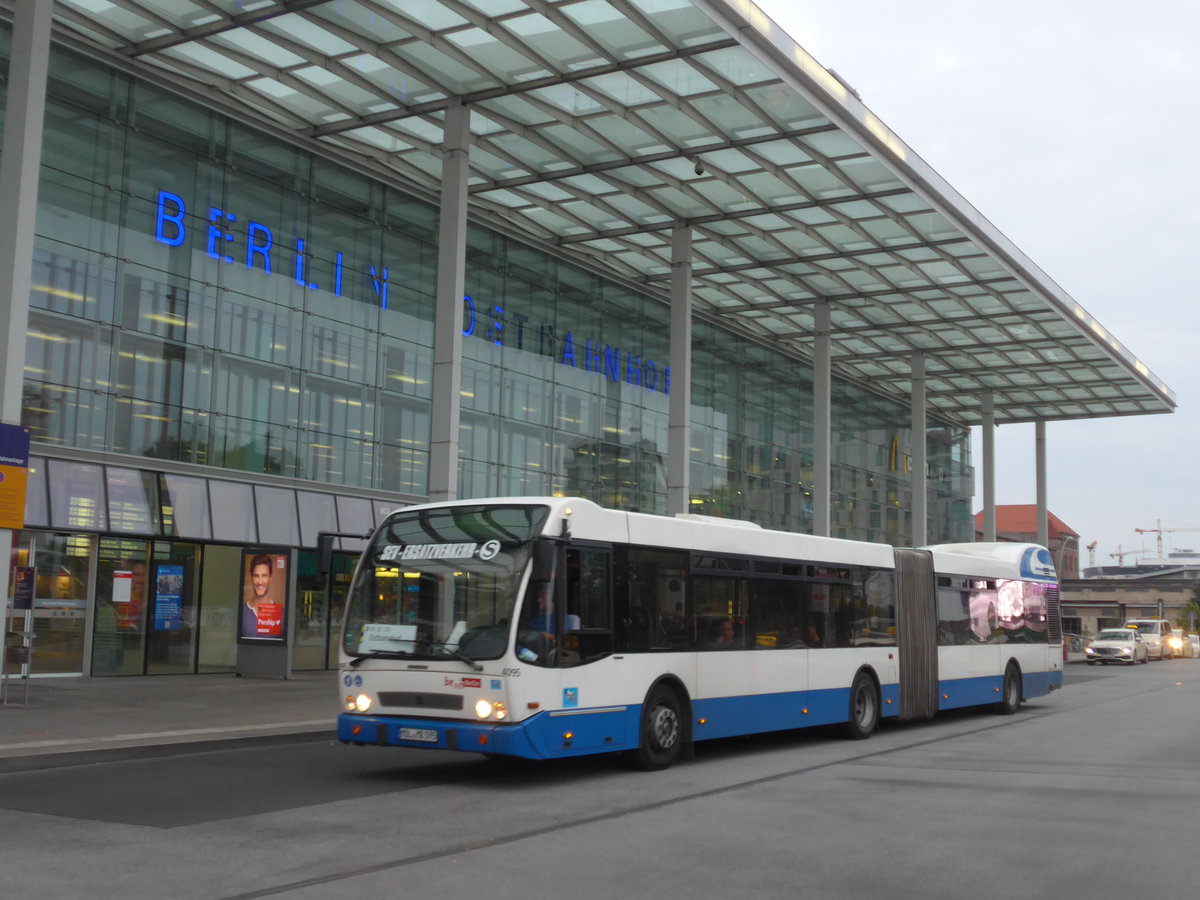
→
(8, 532, 95, 677)
(95, 537, 149, 676)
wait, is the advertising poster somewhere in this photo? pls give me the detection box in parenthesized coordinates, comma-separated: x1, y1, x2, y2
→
(0, 423, 30, 530)
(12, 566, 35, 611)
(153, 563, 185, 631)
(240, 551, 287, 642)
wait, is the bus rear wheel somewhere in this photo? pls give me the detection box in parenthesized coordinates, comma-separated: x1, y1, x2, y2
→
(633, 685, 683, 770)
(844, 671, 879, 740)
(997, 663, 1021, 715)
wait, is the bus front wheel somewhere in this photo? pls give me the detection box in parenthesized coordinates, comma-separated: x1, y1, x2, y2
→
(633, 685, 683, 770)
(844, 671, 879, 740)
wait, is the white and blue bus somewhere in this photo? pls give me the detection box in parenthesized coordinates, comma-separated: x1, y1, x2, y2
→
(337, 497, 1063, 769)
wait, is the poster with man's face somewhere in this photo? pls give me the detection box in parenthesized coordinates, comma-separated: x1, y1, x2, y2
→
(240, 551, 288, 641)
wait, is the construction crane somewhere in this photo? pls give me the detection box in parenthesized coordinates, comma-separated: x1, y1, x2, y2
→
(1086, 541, 1097, 566)
(1134, 520, 1200, 559)
(1110, 546, 1139, 565)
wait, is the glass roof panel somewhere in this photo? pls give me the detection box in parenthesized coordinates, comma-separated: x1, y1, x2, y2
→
(637, 59, 720, 96)
(629, 0, 731, 45)
(58, 0, 165, 41)
(693, 45, 779, 88)
(559, 0, 665, 60)
(313, 2, 460, 39)
(582, 70, 667, 107)
(210, 29, 309, 68)
(400, 43, 502, 94)
(259, 15, 360, 56)
(160, 43, 260, 80)
(787, 164, 852, 200)
(456, 0, 529, 17)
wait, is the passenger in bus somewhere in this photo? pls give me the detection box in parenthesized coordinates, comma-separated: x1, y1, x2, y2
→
(665, 602, 687, 636)
(710, 618, 737, 648)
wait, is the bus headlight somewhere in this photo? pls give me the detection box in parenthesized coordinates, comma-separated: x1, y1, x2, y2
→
(475, 699, 506, 720)
(355, 694, 373, 713)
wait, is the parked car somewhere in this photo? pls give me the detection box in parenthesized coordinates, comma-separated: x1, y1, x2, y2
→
(1189, 634, 1200, 657)
(1086, 629, 1149, 665)
(1124, 618, 1173, 660)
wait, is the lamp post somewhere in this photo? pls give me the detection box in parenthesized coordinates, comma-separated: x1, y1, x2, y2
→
(1056, 534, 1078, 578)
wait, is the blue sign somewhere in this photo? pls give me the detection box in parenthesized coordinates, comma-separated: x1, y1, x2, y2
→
(153, 563, 185, 630)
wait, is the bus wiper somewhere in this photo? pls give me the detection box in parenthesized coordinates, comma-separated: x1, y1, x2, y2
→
(431, 642, 483, 672)
(349, 649, 409, 668)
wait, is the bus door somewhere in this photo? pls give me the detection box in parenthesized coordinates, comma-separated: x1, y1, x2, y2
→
(893, 549, 938, 720)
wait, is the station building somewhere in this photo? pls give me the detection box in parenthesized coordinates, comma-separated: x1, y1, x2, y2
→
(0, 2, 1174, 679)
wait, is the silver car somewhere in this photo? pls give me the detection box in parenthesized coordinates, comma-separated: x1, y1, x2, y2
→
(1085, 629, 1149, 665)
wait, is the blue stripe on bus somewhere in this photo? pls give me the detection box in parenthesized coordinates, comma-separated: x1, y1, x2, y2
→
(339, 681, 906, 760)
(935, 668, 1061, 711)
(338, 667, 1063, 760)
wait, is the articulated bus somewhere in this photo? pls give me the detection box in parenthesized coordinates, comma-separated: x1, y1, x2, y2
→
(338, 497, 1063, 769)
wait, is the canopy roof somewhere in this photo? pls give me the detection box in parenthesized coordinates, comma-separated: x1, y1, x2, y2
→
(48, 0, 1175, 426)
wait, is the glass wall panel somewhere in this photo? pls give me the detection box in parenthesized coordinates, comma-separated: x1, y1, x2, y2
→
(336, 495, 373, 549)
(160, 472, 212, 539)
(106, 466, 160, 534)
(293, 551, 327, 671)
(297, 490, 338, 548)
(198, 543, 239, 672)
(24, 456, 49, 527)
(209, 480, 256, 543)
(255, 484, 300, 546)
(48, 459, 108, 530)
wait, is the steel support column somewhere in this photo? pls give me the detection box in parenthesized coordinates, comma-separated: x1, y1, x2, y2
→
(666, 226, 692, 515)
(910, 353, 927, 548)
(428, 99, 470, 502)
(981, 391, 996, 541)
(0, 1, 53, 647)
(1036, 419, 1048, 548)
(812, 301, 831, 536)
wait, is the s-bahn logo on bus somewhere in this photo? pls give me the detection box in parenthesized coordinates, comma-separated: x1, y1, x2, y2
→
(380, 541, 501, 562)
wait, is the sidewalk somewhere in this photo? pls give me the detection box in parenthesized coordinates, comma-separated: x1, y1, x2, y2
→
(0, 671, 335, 763)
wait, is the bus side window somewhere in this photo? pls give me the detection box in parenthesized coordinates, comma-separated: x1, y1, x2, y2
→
(621, 548, 689, 652)
(563, 548, 614, 665)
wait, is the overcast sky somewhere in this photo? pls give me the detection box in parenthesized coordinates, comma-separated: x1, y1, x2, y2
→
(753, 0, 1200, 567)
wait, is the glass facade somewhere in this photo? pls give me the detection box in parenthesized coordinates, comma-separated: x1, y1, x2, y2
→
(4, 38, 973, 544)
(1, 33, 975, 678)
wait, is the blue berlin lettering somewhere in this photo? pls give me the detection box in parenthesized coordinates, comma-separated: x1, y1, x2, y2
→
(154, 190, 669, 395)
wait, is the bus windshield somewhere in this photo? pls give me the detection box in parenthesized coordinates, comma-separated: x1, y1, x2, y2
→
(342, 503, 550, 664)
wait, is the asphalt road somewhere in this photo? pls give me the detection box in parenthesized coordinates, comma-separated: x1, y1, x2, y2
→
(2, 660, 1197, 899)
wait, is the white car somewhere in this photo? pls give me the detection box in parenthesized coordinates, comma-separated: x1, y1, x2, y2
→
(1124, 619, 1173, 660)
(1189, 634, 1200, 657)
(1085, 629, 1149, 665)
(1171, 631, 1195, 658)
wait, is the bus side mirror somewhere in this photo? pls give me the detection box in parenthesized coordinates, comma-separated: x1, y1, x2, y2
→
(530, 539, 557, 583)
(317, 532, 336, 577)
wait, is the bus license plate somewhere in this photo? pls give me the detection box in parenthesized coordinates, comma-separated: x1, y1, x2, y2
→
(400, 728, 438, 743)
